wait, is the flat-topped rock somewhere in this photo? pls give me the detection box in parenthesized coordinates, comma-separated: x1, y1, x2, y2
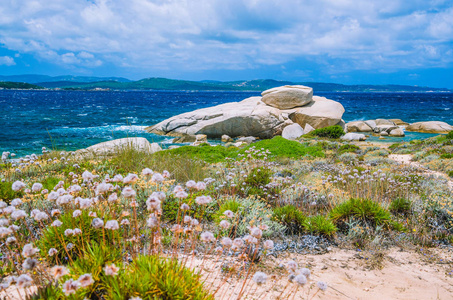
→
(288, 96, 345, 129)
(146, 86, 345, 139)
(406, 121, 453, 134)
(346, 121, 373, 132)
(261, 85, 313, 109)
(83, 138, 161, 155)
(341, 133, 366, 141)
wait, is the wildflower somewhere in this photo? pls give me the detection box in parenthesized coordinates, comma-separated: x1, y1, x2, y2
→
(89, 211, 97, 217)
(79, 198, 93, 209)
(186, 180, 196, 188)
(0, 226, 12, 238)
(51, 265, 69, 279)
(171, 224, 183, 233)
(123, 173, 138, 184)
(141, 168, 153, 176)
(104, 263, 120, 276)
(223, 210, 234, 218)
(263, 240, 274, 250)
(258, 224, 269, 231)
(91, 218, 104, 229)
(162, 170, 170, 178)
(10, 198, 22, 207)
(215, 246, 224, 253)
(32, 183, 43, 192)
(77, 273, 94, 287)
(184, 216, 192, 223)
(190, 218, 199, 226)
(219, 220, 230, 229)
(122, 186, 136, 198)
(108, 193, 118, 202)
(0, 200, 6, 209)
(9, 224, 19, 232)
(22, 243, 39, 257)
(173, 185, 184, 193)
(72, 210, 82, 218)
(195, 195, 212, 205)
(200, 231, 215, 242)
(130, 200, 138, 207)
(57, 194, 74, 205)
(294, 274, 307, 286)
(22, 258, 38, 270)
(221, 237, 233, 248)
(51, 209, 61, 217)
(3, 206, 15, 215)
(16, 274, 33, 288)
(243, 234, 258, 244)
(64, 229, 74, 236)
(52, 220, 63, 227)
(151, 173, 164, 183)
(67, 243, 74, 250)
(180, 203, 190, 210)
(147, 216, 158, 228)
(175, 190, 188, 199)
(232, 238, 244, 249)
(251, 272, 268, 287)
(129, 297, 142, 300)
(62, 279, 80, 295)
(96, 182, 113, 195)
(105, 220, 119, 230)
(146, 196, 161, 212)
(298, 268, 311, 279)
(286, 260, 298, 272)
(112, 174, 123, 182)
(48, 248, 58, 256)
(196, 181, 206, 190)
(12, 181, 26, 191)
(317, 281, 328, 291)
(82, 171, 94, 181)
(48, 191, 59, 201)
(73, 228, 82, 235)
(11, 210, 27, 220)
(35, 212, 49, 222)
(6, 236, 16, 244)
(249, 227, 263, 239)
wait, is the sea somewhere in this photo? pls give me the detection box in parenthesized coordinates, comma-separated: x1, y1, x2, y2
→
(0, 90, 452, 157)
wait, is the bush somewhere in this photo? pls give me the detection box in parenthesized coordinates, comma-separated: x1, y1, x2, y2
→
(338, 144, 360, 154)
(106, 255, 214, 300)
(0, 181, 22, 203)
(389, 198, 412, 215)
(449, 170, 453, 178)
(329, 198, 391, 230)
(307, 125, 345, 139)
(303, 215, 337, 236)
(272, 205, 306, 234)
(446, 130, 453, 139)
(213, 199, 241, 224)
(162, 193, 218, 223)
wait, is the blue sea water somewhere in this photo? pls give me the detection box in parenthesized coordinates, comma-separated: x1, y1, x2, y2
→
(0, 90, 452, 156)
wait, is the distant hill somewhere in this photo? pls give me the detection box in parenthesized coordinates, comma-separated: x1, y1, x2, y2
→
(0, 75, 451, 92)
(0, 81, 43, 90)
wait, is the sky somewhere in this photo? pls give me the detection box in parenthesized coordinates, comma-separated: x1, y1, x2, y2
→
(0, 0, 452, 88)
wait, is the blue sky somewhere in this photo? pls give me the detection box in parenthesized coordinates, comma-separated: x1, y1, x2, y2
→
(0, 0, 452, 88)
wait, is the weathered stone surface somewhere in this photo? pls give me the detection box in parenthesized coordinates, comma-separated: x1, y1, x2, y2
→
(288, 96, 345, 129)
(365, 120, 377, 130)
(389, 128, 405, 137)
(406, 121, 453, 134)
(374, 125, 398, 133)
(341, 133, 366, 141)
(83, 138, 161, 155)
(380, 131, 389, 136)
(172, 134, 196, 143)
(304, 123, 315, 134)
(261, 85, 313, 109)
(389, 119, 409, 126)
(195, 134, 207, 142)
(221, 134, 233, 143)
(146, 86, 345, 139)
(237, 136, 257, 144)
(282, 123, 304, 140)
(375, 119, 396, 126)
(346, 121, 373, 132)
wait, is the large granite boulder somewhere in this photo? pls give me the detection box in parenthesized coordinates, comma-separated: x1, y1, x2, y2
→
(146, 86, 345, 139)
(288, 96, 345, 129)
(406, 121, 453, 134)
(346, 121, 373, 132)
(82, 138, 161, 155)
(282, 123, 304, 140)
(261, 85, 313, 109)
(341, 133, 366, 141)
(389, 128, 405, 137)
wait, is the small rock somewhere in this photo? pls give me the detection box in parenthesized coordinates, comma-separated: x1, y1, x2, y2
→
(172, 134, 196, 143)
(221, 134, 233, 143)
(195, 134, 207, 142)
(236, 136, 256, 144)
(341, 133, 366, 141)
(389, 128, 405, 137)
(282, 123, 304, 140)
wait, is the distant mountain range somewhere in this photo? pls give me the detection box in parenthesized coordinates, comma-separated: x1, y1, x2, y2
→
(0, 75, 451, 92)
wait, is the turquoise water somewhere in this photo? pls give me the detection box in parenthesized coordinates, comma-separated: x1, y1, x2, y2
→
(0, 90, 451, 156)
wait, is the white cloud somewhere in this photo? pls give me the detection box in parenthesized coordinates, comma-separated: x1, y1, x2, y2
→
(0, 0, 451, 75)
(0, 56, 15, 66)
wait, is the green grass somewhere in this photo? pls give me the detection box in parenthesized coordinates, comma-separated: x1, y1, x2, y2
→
(0, 181, 22, 203)
(306, 125, 345, 139)
(272, 205, 306, 234)
(303, 215, 337, 237)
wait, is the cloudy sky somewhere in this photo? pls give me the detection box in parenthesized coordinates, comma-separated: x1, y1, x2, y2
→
(0, 0, 452, 87)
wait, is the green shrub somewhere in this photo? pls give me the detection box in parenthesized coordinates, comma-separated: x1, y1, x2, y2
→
(272, 205, 306, 234)
(303, 215, 337, 236)
(307, 125, 345, 139)
(41, 176, 63, 191)
(389, 198, 412, 215)
(162, 193, 218, 223)
(338, 144, 360, 154)
(446, 130, 453, 139)
(0, 181, 22, 203)
(213, 199, 241, 224)
(329, 198, 391, 229)
(440, 153, 453, 159)
(448, 170, 453, 178)
(163, 144, 238, 163)
(38, 210, 114, 264)
(106, 255, 214, 300)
